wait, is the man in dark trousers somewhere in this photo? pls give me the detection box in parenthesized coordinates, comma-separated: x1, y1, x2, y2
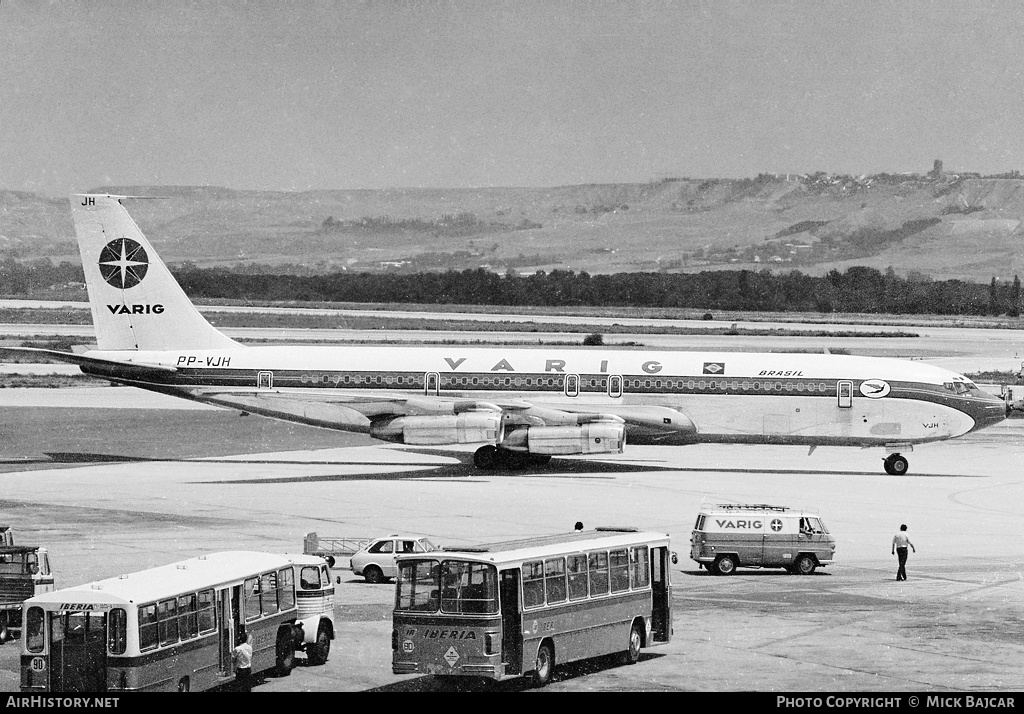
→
(233, 631, 254, 692)
(891, 524, 916, 581)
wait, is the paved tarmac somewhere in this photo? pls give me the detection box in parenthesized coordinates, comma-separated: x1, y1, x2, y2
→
(0, 386, 1023, 693)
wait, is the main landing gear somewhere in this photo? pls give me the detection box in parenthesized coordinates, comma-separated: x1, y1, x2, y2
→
(883, 453, 909, 475)
(473, 445, 552, 470)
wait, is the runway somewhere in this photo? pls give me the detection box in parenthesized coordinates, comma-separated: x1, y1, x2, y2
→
(0, 386, 1023, 692)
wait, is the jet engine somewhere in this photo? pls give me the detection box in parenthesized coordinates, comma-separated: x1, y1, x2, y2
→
(369, 413, 501, 445)
(500, 421, 626, 455)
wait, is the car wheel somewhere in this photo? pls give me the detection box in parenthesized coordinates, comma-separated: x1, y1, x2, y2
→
(364, 565, 384, 584)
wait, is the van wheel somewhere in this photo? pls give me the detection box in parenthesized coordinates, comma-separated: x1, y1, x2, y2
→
(307, 624, 331, 665)
(364, 565, 384, 584)
(713, 555, 737, 576)
(532, 641, 554, 687)
(275, 629, 295, 676)
(794, 555, 817, 575)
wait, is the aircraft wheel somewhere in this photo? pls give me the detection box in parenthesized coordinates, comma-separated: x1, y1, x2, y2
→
(884, 454, 909, 475)
(473, 445, 498, 469)
(498, 448, 529, 470)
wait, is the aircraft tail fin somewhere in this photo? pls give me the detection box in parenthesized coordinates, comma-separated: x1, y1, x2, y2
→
(70, 194, 241, 351)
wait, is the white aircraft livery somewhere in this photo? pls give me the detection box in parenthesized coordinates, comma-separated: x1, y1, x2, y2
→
(11, 195, 1010, 475)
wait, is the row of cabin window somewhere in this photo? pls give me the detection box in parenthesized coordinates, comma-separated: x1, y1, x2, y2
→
(522, 546, 650, 609)
(138, 589, 216, 653)
(244, 568, 296, 622)
(298, 373, 839, 393)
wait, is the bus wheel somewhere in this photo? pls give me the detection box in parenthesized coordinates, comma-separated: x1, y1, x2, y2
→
(621, 620, 642, 665)
(532, 641, 554, 687)
(364, 565, 384, 584)
(794, 555, 817, 575)
(275, 629, 295, 676)
(713, 555, 737, 576)
(307, 624, 331, 666)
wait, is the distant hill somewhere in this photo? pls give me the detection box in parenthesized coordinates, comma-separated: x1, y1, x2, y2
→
(3, 173, 1024, 282)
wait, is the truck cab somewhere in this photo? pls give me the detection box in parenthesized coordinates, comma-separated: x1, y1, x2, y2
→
(0, 545, 54, 642)
(690, 504, 835, 575)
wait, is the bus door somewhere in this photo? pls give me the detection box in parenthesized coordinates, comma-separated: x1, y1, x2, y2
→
(650, 548, 671, 643)
(218, 586, 242, 675)
(49, 610, 107, 692)
(499, 569, 522, 676)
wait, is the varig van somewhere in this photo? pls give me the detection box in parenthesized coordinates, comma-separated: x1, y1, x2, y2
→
(690, 504, 835, 575)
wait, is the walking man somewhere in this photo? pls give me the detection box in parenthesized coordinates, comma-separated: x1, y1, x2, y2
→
(892, 524, 916, 581)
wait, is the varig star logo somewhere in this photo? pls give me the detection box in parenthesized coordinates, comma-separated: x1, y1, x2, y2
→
(99, 238, 149, 289)
(771, 519, 783, 532)
(703, 362, 725, 375)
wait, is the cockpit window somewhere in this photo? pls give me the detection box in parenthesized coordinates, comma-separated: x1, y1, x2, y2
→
(944, 381, 976, 394)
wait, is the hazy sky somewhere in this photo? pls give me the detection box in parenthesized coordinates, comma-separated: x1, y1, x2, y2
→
(3, 0, 1024, 195)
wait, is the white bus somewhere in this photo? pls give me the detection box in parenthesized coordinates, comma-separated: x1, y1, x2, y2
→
(392, 528, 673, 686)
(20, 551, 335, 692)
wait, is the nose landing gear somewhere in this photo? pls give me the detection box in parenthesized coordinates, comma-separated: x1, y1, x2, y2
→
(883, 453, 909, 475)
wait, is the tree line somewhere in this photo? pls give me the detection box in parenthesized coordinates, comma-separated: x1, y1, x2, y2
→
(174, 264, 1021, 316)
(1, 257, 1020, 317)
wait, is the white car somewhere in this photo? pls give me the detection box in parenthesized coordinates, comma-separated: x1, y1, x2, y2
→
(350, 535, 439, 583)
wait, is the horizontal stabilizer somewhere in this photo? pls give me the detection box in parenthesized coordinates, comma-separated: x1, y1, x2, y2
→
(0, 347, 178, 378)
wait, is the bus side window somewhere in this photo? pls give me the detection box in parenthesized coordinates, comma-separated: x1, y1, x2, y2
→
(522, 560, 545, 608)
(178, 594, 198, 640)
(609, 549, 630, 592)
(567, 554, 588, 600)
(261, 572, 279, 616)
(244, 577, 261, 621)
(630, 546, 650, 588)
(158, 598, 179, 645)
(544, 557, 566, 604)
(278, 567, 295, 610)
(197, 589, 216, 634)
(588, 551, 609, 596)
(139, 604, 158, 651)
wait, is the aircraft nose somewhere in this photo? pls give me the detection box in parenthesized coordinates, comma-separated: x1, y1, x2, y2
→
(969, 393, 1010, 432)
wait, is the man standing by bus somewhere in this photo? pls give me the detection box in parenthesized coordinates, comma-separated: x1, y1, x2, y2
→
(891, 524, 916, 581)
(233, 631, 254, 692)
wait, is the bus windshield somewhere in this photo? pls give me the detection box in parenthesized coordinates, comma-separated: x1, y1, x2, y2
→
(397, 559, 498, 615)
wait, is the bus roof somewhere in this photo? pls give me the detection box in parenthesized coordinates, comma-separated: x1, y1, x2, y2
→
(396, 529, 670, 567)
(24, 551, 315, 607)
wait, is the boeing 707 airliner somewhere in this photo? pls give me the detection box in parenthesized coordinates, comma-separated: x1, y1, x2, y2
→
(6, 195, 1008, 475)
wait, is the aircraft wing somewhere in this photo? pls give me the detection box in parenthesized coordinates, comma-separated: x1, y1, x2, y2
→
(178, 386, 699, 441)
